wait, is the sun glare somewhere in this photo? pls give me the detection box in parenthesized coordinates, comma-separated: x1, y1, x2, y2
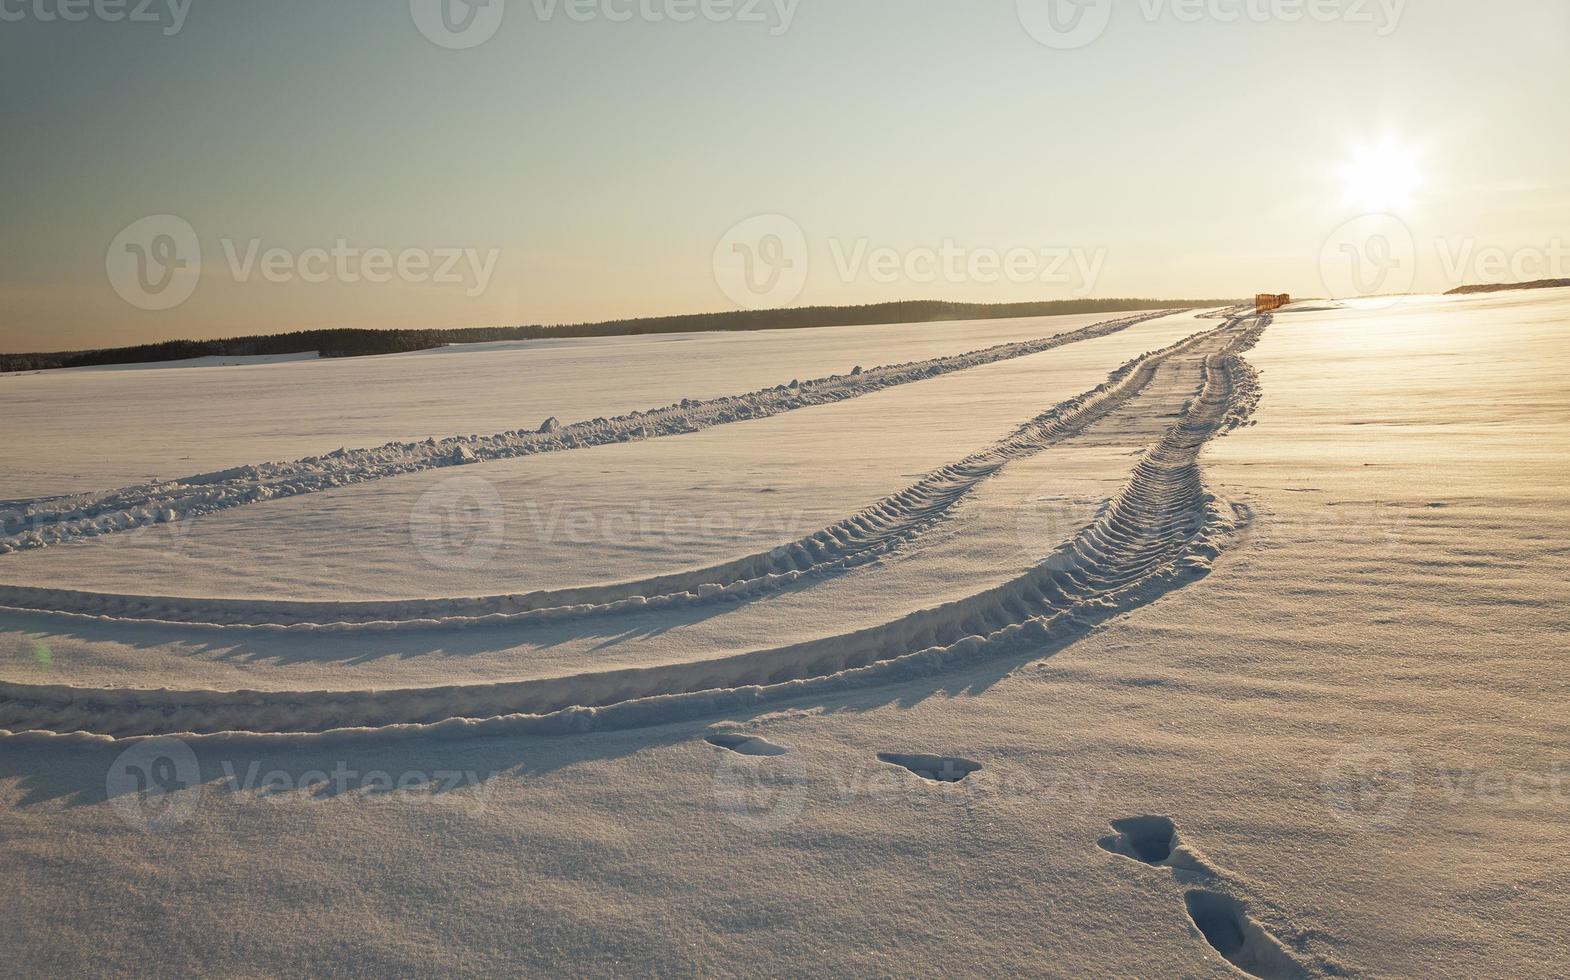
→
(1338, 137, 1424, 212)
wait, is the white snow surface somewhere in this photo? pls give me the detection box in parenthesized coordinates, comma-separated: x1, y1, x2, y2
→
(0, 310, 1176, 556)
(67, 350, 325, 372)
(1, 293, 1568, 977)
(0, 312, 1143, 500)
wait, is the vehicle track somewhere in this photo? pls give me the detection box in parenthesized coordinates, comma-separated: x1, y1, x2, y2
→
(0, 318, 1246, 633)
(0, 311, 1177, 555)
(0, 316, 1266, 744)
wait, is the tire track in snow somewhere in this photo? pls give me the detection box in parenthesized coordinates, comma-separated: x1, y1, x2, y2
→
(0, 311, 1178, 556)
(0, 316, 1267, 744)
(0, 318, 1246, 633)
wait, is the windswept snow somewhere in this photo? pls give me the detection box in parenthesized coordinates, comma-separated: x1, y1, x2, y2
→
(0, 317, 1237, 630)
(1, 291, 1568, 977)
(0, 311, 1173, 556)
(0, 311, 1159, 500)
(0, 316, 1261, 742)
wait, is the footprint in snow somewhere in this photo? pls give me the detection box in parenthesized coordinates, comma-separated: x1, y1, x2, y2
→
(1183, 890, 1306, 980)
(1099, 815, 1180, 866)
(877, 753, 981, 783)
(1098, 816, 1307, 979)
(705, 732, 789, 756)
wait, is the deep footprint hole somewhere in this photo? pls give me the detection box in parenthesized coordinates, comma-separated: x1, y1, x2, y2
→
(1187, 890, 1247, 958)
(1184, 890, 1305, 980)
(877, 753, 981, 783)
(1103, 815, 1177, 864)
(705, 733, 789, 756)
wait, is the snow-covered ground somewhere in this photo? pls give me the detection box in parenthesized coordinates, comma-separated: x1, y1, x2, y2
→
(0, 312, 1137, 501)
(1, 293, 1566, 976)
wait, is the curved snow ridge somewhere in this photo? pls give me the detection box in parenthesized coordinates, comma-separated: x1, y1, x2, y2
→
(0, 319, 1243, 633)
(0, 318, 1266, 743)
(0, 311, 1180, 556)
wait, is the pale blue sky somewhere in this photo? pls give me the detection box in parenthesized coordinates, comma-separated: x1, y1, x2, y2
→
(2, 0, 1567, 350)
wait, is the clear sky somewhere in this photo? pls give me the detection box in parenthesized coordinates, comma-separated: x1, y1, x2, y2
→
(2, 0, 1567, 351)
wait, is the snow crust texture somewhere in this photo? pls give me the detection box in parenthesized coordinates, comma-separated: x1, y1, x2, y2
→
(0, 315, 1267, 744)
(0, 316, 1232, 632)
(0, 312, 1174, 556)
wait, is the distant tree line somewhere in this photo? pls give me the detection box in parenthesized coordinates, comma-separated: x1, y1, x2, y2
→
(1445, 278, 1570, 296)
(1, 297, 1244, 373)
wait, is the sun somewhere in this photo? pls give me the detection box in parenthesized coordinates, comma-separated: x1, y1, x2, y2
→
(1337, 137, 1424, 212)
